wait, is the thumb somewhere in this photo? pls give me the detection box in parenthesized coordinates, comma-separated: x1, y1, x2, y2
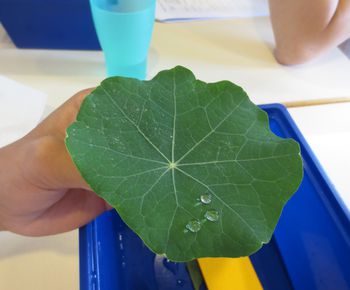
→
(24, 135, 91, 191)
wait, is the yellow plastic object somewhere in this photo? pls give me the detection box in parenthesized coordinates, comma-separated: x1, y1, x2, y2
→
(198, 257, 263, 290)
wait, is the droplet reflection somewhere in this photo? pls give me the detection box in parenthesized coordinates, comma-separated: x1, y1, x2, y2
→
(200, 193, 212, 204)
(185, 220, 201, 233)
(205, 210, 219, 222)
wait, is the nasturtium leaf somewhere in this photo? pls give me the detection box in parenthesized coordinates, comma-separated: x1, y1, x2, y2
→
(66, 66, 303, 261)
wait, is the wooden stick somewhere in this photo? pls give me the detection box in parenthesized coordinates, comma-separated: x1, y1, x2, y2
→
(283, 97, 350, 108)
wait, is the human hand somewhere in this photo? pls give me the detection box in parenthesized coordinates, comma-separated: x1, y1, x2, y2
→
(0, 89, 111, 236)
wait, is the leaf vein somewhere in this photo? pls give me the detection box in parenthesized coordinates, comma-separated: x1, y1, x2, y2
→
(72, 137, 167, 165)
(100, 85, 171, 163)
(176, 97, 246, 164)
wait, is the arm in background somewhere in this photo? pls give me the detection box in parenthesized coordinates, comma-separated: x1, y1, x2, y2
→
(268, 0, 350, 65)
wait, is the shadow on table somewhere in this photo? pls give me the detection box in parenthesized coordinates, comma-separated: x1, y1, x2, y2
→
(0, 230, 78, 260)
(0, 49, 106, 77)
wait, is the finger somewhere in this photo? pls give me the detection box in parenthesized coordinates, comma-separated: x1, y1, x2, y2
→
(49, 137, 92, 190)
(26, 88, 95, 140)
(21, 89, 96, 191)
(22, 135, 91, 191)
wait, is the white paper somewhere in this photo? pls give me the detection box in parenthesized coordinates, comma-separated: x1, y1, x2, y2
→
(156, 0, 269, 22)
(0, 76, 47, 147)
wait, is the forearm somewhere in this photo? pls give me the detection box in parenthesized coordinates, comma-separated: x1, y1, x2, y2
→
(268, 0, 350, 64)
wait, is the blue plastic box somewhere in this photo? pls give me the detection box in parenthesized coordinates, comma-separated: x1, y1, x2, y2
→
(0, 0, 100, 49)
(80, 104, 350, 290)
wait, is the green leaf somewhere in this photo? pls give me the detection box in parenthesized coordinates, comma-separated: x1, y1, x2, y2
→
(66, 66, 303, 261)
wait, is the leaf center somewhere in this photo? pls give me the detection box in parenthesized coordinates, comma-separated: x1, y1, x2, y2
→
(168, 162, 177, 169)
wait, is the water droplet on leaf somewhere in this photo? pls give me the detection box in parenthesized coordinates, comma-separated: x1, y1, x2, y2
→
(200, 193, 212, 204)
(186, 220, 201, 232)
(205, 210, 219, 222)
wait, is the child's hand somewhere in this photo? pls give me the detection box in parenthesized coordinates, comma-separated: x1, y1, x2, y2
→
(0, 89, 111, 236)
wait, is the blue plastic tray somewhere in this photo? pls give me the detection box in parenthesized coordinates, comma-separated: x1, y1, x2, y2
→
(251, 104, 350, 290)
(0, 0, 100, 50)
(80, 104, 350, 290)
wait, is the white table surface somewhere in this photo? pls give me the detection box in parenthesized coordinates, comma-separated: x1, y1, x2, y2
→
(0, 17, 349, 290)
(289, 103, 350, 212)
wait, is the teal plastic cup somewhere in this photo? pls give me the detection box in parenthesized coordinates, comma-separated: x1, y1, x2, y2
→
(90, 0, 156, 79)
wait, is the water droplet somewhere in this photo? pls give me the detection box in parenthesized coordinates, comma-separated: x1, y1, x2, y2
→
(200, 193, 212, 205)
(90, 272, 98, 280)
(163, 258, 179, 275)
(177, 279, 185, 287)
(118, 234, 124, 250)
(186, 220, 201, 233)
(205, 210, 219, 222)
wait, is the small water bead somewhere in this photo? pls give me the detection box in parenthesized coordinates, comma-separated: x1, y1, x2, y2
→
(177, 279, 185, 287)
(91, 272, 98, 281)
(200, 193, 212, 205)
(163, 258, 179, 275)
(185, 220, 201, 233)
(204, 210, 219, 222)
